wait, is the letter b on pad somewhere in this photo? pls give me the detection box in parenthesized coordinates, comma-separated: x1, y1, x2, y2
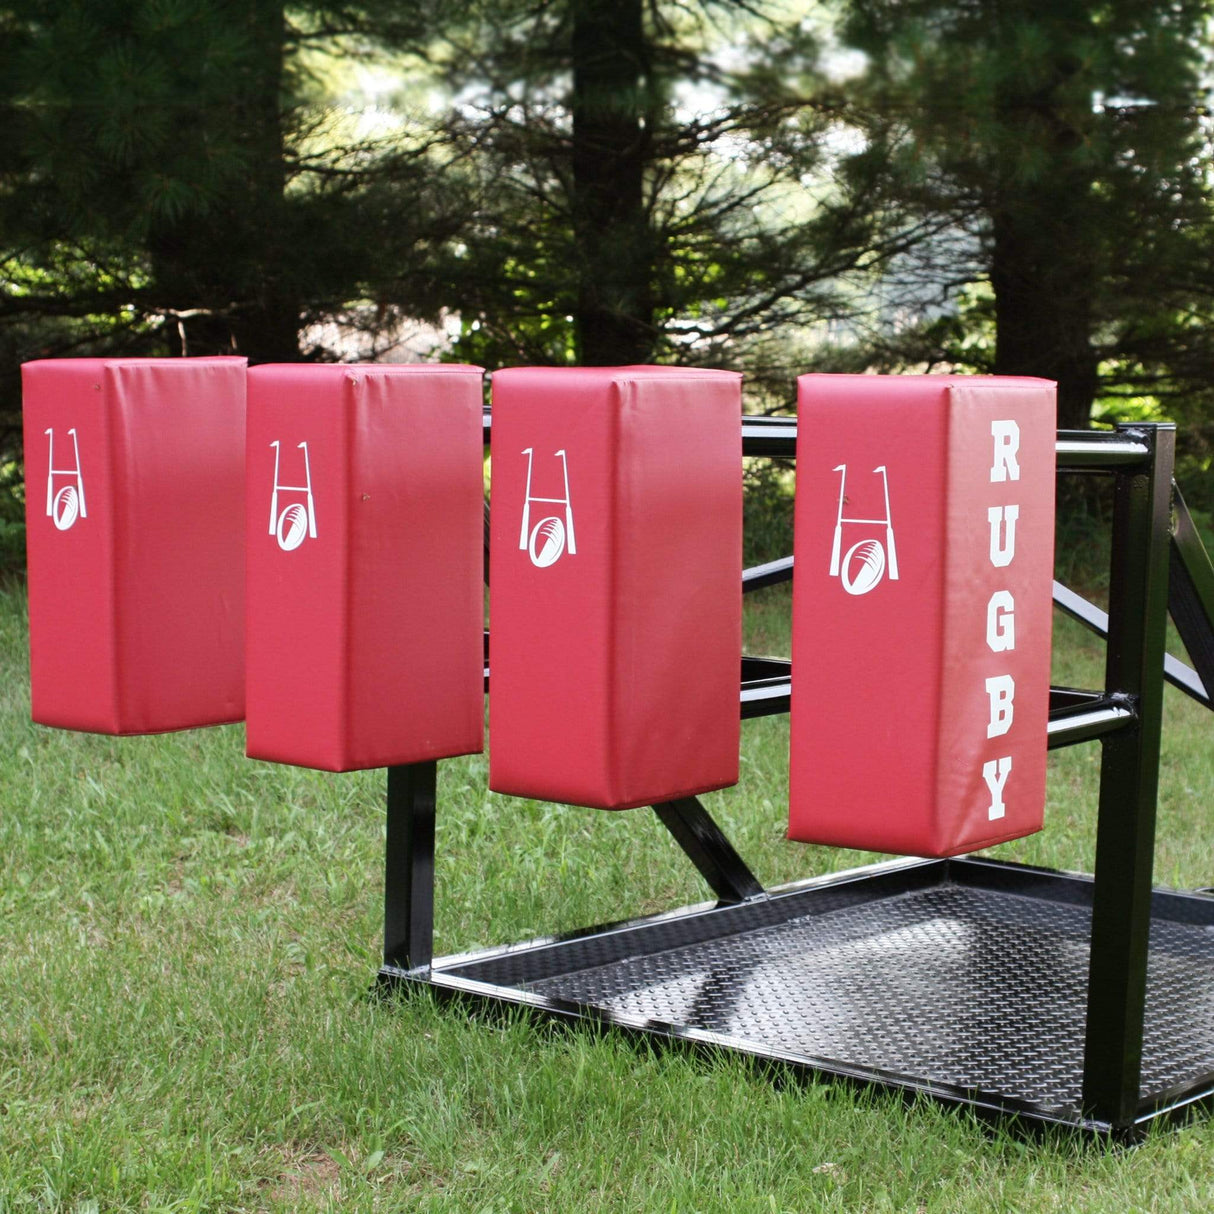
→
(789, 375, 1055, 857)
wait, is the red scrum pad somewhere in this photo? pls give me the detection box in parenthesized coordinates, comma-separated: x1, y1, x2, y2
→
(23, 356, 246, 734)
(789, 375, 1056, 857)
(489, 366, 742, 810)
(245, 364, 484, 772)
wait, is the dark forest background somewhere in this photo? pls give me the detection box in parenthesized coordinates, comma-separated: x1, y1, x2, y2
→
(3, 0, 1213, 566)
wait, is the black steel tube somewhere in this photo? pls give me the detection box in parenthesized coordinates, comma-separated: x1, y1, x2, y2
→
(482, 500, 491, 588)
(1046, 697, 1136, 748)
(653, 797, 766, 904)
(743, 555, 794, 592)
(384, 761, 438, 971)
(1081, 424, 1176, 1128)
(742, 417, 797, 459)
(483, 661, 794, 716)
(738, 674, 1142, 735)
(738, 423, 1148, 466)
(490, 409, 1155, 469)
(740, 677, 791, 719)
(1055, 431, 1151, 468)
(741, 657, 790, 681)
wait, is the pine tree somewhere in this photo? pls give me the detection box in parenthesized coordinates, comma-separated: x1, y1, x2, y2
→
(428, 0, 899, 374)
(0, 0, 460, 364)
(842, 0, 1214, 430)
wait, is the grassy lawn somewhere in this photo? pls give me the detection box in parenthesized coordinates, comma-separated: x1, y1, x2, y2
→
(3, 578, 1214, 1212)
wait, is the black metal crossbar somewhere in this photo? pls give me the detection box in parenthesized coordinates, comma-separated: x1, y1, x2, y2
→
(383, 418, 1214, 1141)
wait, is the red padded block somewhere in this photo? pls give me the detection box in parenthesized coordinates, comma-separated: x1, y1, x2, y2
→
(23, 356, 246, 734)
(245, 364, 484, 772)
(489, 366, 742, 810)
(789, 375, 1056, 857)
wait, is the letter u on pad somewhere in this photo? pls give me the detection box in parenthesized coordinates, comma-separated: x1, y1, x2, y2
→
(788, 375, 1056, 857)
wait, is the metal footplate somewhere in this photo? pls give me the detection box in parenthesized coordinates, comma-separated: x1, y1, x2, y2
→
(391, 857, 1214, 1135)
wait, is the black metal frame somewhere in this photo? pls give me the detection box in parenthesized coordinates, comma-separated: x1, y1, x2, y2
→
(379, 417, 1214, 1141)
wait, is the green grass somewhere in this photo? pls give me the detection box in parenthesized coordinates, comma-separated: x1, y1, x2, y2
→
(3, 580, 1214, 1212)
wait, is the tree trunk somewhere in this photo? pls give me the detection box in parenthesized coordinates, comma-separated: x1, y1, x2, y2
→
(988, 2, 1101, 430)
(149, 1, 300, 363)
(230, 0, 300, 363)
(570, 0, 655, 365)
(990, 202, 1101, 431)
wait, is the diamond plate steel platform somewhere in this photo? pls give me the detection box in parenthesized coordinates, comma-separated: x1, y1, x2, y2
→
(402, 859, 1214, 1136)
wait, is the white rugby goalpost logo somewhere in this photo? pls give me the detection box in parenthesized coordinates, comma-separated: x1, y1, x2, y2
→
(519, 448, 576, 568)
(829, 464, 899, 595)
(45, 427, 87, 531)
(269, 440, 318, 552)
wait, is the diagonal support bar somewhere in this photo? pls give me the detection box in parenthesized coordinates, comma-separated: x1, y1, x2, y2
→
(1168, 483, 1214, 704)
(654, 797, 765, 904)
(1053, 579, 1209, 708)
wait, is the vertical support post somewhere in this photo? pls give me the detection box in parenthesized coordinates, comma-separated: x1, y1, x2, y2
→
(1082, 424, 1175, 1127)
(483, 499, 492, 587)
(384, 760, 437, 972)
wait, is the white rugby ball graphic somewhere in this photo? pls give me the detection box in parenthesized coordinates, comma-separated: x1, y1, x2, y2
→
(528, 516, 565, 567)
(841, 538, 886, 595)
(52, 485, 79, 531)
(276, 502, 310, 551)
